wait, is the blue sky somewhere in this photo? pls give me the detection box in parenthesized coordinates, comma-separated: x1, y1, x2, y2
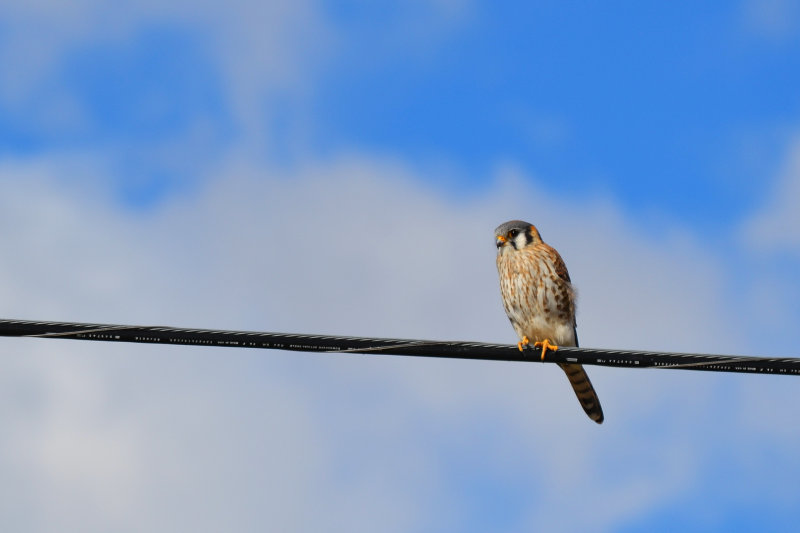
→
(1, 1, 800, 532)
(6, 0, 799, 224)
(319, 1, 798, 209)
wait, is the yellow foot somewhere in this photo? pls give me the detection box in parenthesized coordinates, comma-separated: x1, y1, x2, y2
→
(517, 336, 530, 352)
(533, 339, 559, 361)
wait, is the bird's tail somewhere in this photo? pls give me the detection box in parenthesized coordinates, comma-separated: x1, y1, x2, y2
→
(557, 363, 604, 424)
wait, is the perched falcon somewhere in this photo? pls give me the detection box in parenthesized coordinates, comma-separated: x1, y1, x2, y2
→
(495, 220, 604, 424)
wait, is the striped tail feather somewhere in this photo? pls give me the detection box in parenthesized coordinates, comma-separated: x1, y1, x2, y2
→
(558, 363, 604, 424)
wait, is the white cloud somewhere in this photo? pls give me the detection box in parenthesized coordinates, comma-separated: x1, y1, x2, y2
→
(1, 151, 794, 532)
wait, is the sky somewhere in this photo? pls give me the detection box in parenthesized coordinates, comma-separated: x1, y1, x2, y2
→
(1, 1, 799, 531)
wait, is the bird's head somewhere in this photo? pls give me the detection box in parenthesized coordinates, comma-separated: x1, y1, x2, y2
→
(495, 220, 542, 252)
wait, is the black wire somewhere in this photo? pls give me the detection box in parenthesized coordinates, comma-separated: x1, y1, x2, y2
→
(0, 317, 798, 376)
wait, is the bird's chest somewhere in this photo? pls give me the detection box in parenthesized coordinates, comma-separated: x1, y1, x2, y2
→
(497, 252, 566, 327)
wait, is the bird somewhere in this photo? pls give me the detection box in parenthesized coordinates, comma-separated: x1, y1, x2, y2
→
(495, 220, 604, 424)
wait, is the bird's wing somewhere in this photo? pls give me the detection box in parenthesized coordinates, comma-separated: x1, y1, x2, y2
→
(547, 246, 602, 422)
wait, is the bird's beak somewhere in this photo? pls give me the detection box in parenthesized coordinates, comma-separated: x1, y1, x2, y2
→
(496, 235, 507, 248)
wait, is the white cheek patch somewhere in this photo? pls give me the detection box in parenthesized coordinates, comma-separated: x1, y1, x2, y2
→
(513, 233, 528, 249)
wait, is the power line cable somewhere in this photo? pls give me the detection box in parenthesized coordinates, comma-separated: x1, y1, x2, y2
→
(1, 318, 797, 376)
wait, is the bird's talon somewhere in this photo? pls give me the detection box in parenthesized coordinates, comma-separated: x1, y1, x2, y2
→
(533, 339, 559, 361)
(517, 336, 530, 352)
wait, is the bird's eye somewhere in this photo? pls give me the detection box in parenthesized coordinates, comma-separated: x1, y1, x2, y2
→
(509, 229, 519, 238)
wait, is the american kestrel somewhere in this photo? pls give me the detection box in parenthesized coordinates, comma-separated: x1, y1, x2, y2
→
(495, 220, 604, 424)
